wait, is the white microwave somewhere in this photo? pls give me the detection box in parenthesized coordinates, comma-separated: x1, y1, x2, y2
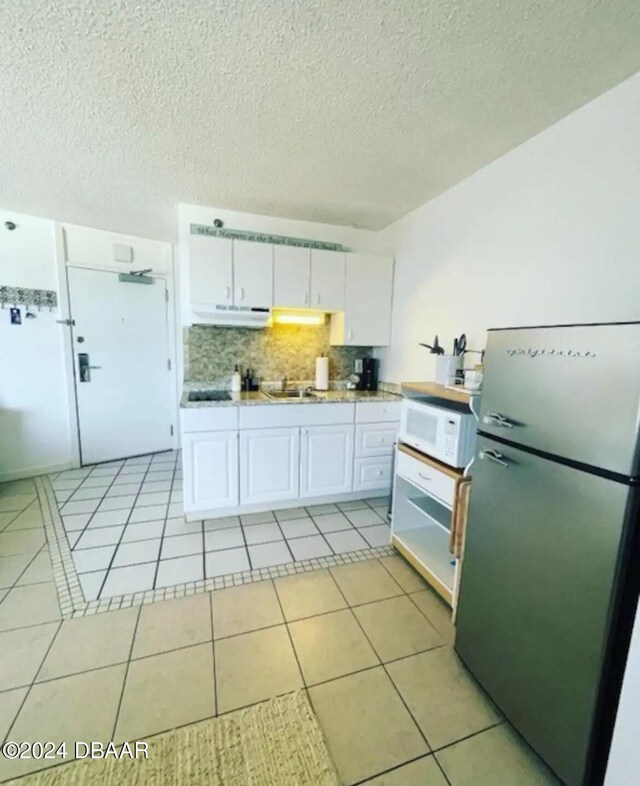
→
(400, 399, 477, 468)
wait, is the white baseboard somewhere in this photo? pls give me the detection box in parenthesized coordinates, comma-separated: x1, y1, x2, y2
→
(184, 488, 390, 522)
(0, 462, 75, 484)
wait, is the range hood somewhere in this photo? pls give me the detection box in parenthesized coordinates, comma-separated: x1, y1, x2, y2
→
(191, 304, 271, 329)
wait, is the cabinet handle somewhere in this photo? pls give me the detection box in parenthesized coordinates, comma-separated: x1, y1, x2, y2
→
(348, 329, 353, 341)
(225, 286, 231, 300)
(316, 293, 321, 305)
(304, 291, 309, 304)
(239, 287, 245, 301)
(483, 412, 514, 428)
(302, 429, 308, 436)
(479, 448, 510, 467)
(418, 472, 432, 483)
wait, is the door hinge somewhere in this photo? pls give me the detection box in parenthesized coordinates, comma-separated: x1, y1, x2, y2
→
(167, 358, 172, 371)
(170, 425, 174, 436)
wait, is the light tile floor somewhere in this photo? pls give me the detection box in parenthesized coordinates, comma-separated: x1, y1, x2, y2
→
(49, 451, 391, 602)
(0, 475, 560, 785)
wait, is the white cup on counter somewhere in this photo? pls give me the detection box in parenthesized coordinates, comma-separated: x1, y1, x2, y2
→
(465, 370, 483, 390)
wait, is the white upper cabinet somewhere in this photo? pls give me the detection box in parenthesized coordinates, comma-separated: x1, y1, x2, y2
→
(273, 246, 311, 308)
(233, 240, 273, 309)
(330, 254, 394, 347)
(310, 250, 345, 312)
(189, 235, 233, 306)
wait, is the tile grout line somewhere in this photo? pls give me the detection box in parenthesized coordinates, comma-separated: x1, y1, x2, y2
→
(110, 603, 144, 741)
(324, 565, 441, 772)
(350, 752, 442, 786)
(98, 459, 159, 600)
(152, 456, 181, 590)
(209, 592, 218, 717)
(66, 461, 129, 555)
(2, 617, 64, 749)
(271, 579, 308, 693)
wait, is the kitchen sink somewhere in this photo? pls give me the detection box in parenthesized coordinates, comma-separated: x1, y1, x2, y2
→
(265, 390, 318, 400)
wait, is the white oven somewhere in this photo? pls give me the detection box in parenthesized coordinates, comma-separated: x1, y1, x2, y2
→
(400, 399, 477, 468)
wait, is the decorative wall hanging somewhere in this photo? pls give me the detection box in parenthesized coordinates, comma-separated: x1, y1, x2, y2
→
(190, 224, 345, 252)
(0, 285, 58, 310)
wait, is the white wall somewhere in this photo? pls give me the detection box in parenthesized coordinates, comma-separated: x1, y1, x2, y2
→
(0, 209, 72, 480)
(605, 606, 640, 786)
(0, 211, 178, 480)
(376, 72, 640, 383)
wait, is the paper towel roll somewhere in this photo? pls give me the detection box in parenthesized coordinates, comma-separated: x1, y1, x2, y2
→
(315, 355, 329, 391)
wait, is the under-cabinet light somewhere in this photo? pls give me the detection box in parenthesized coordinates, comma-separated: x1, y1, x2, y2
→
(271, 310, 325, 326)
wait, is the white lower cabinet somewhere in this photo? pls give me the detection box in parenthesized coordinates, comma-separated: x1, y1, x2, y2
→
(182, 431, 239, 512)
(182, 401, 402, 516)
(240, 427, 300, 505)
(300, 425, 354, 498)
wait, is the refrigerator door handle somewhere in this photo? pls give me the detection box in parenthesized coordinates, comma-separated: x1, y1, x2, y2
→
(483, 412, 514, 428)
(479, 448, 510, 467)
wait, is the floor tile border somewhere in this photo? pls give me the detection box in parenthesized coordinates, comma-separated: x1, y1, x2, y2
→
(36, 474, 395, 619)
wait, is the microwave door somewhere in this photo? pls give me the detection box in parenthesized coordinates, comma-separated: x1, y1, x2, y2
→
(404, 403, 441, 458)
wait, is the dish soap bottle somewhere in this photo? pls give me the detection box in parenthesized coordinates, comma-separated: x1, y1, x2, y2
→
(231, 365, 241, 393)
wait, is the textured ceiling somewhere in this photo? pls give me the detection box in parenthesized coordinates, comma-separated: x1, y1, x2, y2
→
(1, 1, 639, 241)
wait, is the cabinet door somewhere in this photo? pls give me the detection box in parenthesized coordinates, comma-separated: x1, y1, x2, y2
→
(310, 250, 345, 311)
(240, 428, 299, 504)
(189, 235, 233, 307)
(182, 431, 238, 512)
(233, 240, 273, 308)
(300, 425, 354, 498)
(333, 254, 393, 346)
(273, 246, 311, 308)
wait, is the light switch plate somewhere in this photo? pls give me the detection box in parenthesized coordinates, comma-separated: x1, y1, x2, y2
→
(113, 244, 133, 263)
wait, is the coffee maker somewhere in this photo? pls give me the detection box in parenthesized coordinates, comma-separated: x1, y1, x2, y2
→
(354, 358, 379, 391)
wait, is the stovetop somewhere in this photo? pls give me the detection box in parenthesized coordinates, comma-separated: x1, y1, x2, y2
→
(187, 390, 232, 402)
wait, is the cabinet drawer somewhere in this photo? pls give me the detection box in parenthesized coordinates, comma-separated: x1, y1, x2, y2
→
(355, 401, 402, 424)
(396, 450, 456, 507)
(354, 456, 393, 492)
(239, 403, 354, 429)
(181, 407, 239, 433)
(355, 423, 398, 458)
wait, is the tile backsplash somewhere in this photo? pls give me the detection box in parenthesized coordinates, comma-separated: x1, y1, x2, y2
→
(185, 319, 372, 387)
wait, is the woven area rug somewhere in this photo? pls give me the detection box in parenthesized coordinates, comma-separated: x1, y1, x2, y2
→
(8, 691, 340, 786)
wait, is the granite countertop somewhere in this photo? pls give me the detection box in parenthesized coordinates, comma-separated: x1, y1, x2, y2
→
(180, 387, 402, 408)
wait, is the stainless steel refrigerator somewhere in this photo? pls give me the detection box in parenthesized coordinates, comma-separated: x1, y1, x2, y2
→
(455, 322, 640, 786)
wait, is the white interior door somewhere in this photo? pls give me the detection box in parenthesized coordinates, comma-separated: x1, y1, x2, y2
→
(68, 267, 172, 465)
